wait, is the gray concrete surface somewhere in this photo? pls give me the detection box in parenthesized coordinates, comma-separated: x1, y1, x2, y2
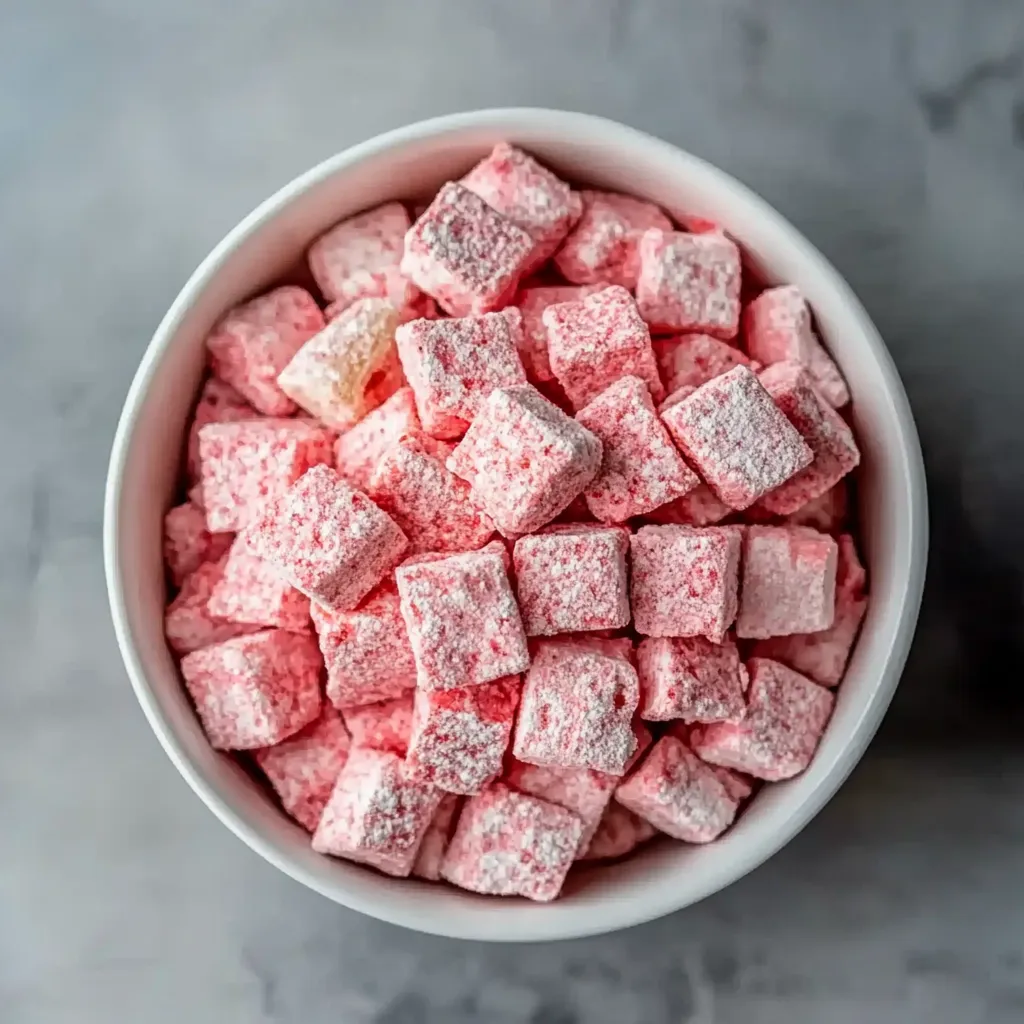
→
(3, 1, 1024, 1021)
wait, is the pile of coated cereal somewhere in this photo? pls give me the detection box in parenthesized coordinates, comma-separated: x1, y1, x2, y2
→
(164, 144, 868, 902)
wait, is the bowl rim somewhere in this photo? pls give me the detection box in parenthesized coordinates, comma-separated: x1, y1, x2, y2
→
(104, 107, 928, 941)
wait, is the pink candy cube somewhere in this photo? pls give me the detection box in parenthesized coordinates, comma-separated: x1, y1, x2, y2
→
(753, 534, 868, 687)
(446, 384, 602, 536)
(653, 333, 754, 394)
(186, 378, 256, 482)
(163, 501, 232, 586)
(736, 525, 838, 639)
(395, 308, 527, 439)
(254, 706, 351, 832)
(461, 143, 583, 272)
(661, 365, 813, 510)
(207, 538, 310, 631)
(277, 298, 403, 430)
(744, 286, 850, 408)
(630, 525, 742, 642)
(307, 201, 416, 310)
(312, 746, 443, 877)
(579, 804, 658, 861)
(690, 657, 835, 780)
(367, 431, 494, 554)
(513, 524, 629, 636)
(406, 676, 521, 794)
(401, 181, 534, 316)
(785, 480, 849, 533)
(395, 546, 529, 690)
(554, 190, 672, 290)
(206, 286, 326, 415)
(637, 635, 748, 723)
(179, 629, 322, 750)
(333, 386, 421, 492)
(542, 286, 664, 410)
(756, 362, 861, 515)
(644, 482, 732, 528)
(615, 735, 742, 842)
(411, 793, 462, 880)
(165, 558, 260, 656)
(514, 284, 600, 383)
(440, 783, 583, 901)
(636, 229, 742, 338)
(198, 418, 334, 533)
(342, 693, 415, 757)
(513, 640, 639, 775)
(576, 376, 699, 522)
(246, 465, 407, 612)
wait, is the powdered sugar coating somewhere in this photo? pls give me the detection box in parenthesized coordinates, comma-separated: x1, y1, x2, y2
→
(165, 558, 260, 655)
(554, 190, 672, 290)
(411, 793, 462, 880)
(179, 629, 322, 750)
(653, 333, 754, 394)
(440, 783, 583, 901)
(784, 480, 849, 533)
(164, 501, 232, 586)
(367, 431, 494, 554)
(246, 465, 407, 612)
(736, 525, 839, 639)
(576, 376, 699, 522)
(645, 482, 732, 528)
(461, 143, 583, 273)
(514, 284, 601, 383)
(206, 286, 325, 415)
(690, 658, 835, 780)
(311, 582, 417, 709)
(513, 525, 629, 636)
(395, 547, 529, 690)
(277, 298, 402, 430)
(312, 746, 443, 877)
(407, 676, 521, 794)
(198, 418, 334, 533)
(395, 308, 527, 439)
(513, 640, 639, 775)
(744, 285, 850, 408)
(543, 286, 664, 410)
(446, 384, 602, 536)
(254, 706, 351, 831)
(661, 365, 813, 510)
(630, 525, 742, 642)
(615, 735, 741, 842)
(579, 804, 657, 861)
(334, 386, 421, 492)
(636, 229, 742, 338)
(637, 635, 748, 723)
(342, 694, 415, 758)
(401, 181, 534, 316)
(186, 378, 255, 482)
(756, 362, 861, 515)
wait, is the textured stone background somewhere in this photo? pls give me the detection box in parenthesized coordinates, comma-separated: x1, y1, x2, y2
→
(3, 2, 1024, 1021)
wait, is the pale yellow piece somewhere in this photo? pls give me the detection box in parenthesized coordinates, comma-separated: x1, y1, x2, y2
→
(277, 298, 402, 430)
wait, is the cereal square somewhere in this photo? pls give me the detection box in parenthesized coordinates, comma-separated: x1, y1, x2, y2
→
(179, 629, 322, 749)
(165, 558, 261, 655)
(206, 286, 326, 415)
(756, 362, 861, 515)
(333, 386, 421, 492)
(630, 525, 741, 642)
(554, 190, 672, 290)
(312, 747, 443, 877)
(690, 657, 835, 780)
(396, 547, 528, 690)
(514, 284, 600, 383)
(636, 635, 747, 722)
(615, 735, 742, 842)
(543, 286, 664, 410)
(513, 640, 639, 775)
(461, 143, 583, 272)
(636, 229, 742, 338)
(254, 706, 351, 831)
(744, 285, 849, 408)
(661, 365, 813, 510)
(342, 693, 415, 757)
(186, 378, 256, 482)
(406, 676, 521, 794)
(653, 333, 754, 394)
(277, 298, 402, 430)
(440, 783, 583, 901)
(164, 501, 232, 586)
(367, 431, 494, 554)
(736, 526, 838, 638)
(412, 793, 462, 880)
(446, 385, 602, 535)
(198, 418, 334, 533)
(645, 483, 732, 528)
(246, 464, 408, 611)
(401, 181, 534, 316)
(395, 308, 527, 438)
(579, 804, 658, 861)
(576, 376, 699, 522)
(513, 524, 629, 636)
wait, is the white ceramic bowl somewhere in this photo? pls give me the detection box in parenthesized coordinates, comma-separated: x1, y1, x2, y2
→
(104, 108, 927, 942)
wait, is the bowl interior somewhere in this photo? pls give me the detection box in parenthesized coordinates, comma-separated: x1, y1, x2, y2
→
(105, 110, 926, 941)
